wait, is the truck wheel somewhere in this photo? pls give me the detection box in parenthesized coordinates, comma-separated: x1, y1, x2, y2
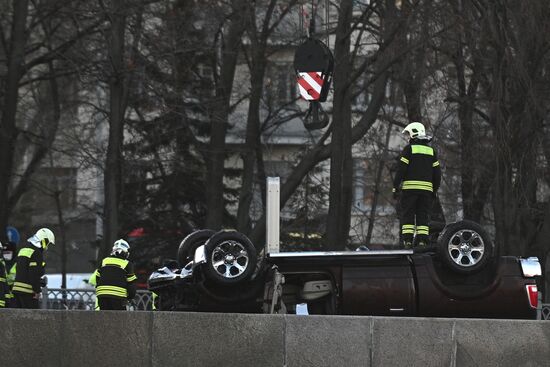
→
(204, 230, 257, 285)
(177, 229, 215, 267)
(438, 220, 493, 274)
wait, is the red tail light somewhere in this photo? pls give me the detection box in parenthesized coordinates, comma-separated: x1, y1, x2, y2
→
(526, 284, 538, 309)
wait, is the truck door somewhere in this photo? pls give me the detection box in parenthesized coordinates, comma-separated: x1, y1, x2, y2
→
(341, 255, 416, 316)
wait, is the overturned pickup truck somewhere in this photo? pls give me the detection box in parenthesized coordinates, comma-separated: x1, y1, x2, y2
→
(148, 221, 541, 319)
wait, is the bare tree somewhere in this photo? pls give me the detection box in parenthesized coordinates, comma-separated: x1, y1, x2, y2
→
(248, 0, 406, 247)
(205, 0, 249, 230)
(0, 0, 103, 242)
(101, 0, 129, 257)
(236, 0, 297, 233)
(0, 0, 30, 242)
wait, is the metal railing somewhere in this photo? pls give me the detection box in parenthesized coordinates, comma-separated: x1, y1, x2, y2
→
(38, 287, 550, 317)
(539, 304, 550, 320)
(40, 287, 154, 311)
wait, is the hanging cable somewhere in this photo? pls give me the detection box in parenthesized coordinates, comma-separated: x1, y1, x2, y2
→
(298, 5, 306, 36)
(294, 0, 334, 131)
(309, 0, 316, 38)
(325, 0, 329, 46)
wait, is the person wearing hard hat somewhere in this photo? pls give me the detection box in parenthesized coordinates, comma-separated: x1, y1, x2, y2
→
(393, 122, 441, 249)
(89, 239, 137, 310)
(12, 228, 55, 309)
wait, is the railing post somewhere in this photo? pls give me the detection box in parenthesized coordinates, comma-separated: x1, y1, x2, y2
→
(537, 292, 542, 320)
(41, 286, 48, 309)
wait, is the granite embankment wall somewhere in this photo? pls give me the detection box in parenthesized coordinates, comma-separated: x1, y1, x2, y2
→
(1, 309, 549, 367)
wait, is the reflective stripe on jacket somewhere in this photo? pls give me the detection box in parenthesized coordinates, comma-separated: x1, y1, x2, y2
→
(0, 259, 7, 307)
(13, 245, 44, 295)
(93, 256, 136, 300)
(393, 139, 441, 193)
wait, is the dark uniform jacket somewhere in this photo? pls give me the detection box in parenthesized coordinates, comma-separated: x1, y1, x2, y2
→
(393, 138, 441, 193)
(90, 255, 137, 300)
(0, 258, 8, 307)
(12, 244, 44, 295)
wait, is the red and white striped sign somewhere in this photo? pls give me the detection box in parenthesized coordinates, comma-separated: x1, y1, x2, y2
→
(297, 71, 324, 101)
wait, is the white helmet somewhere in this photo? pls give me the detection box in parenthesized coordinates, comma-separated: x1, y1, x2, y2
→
(29, 228, 55, 250)
(402, 122, 426, 139)
(111, 239, 130, 259)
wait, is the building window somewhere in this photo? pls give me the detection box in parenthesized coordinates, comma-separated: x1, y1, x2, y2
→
(353, 159, 367, 209)
(266, 63, 295, 106)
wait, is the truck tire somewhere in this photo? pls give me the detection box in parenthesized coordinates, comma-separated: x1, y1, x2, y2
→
(204, 230, 257, 285)
(177, 229, 215, 267)
(438, 220, 493, 274)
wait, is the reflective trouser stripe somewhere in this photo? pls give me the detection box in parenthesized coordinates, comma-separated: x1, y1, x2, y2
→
(417, 225, 429, 235)
(402, 224, 415, 234)
(5, 293, 13, 299)
(96, 285, 127, 298)
(0, 300, 5, 307)
(0, 277, 5, 282)
(13, 282, 34, 294)
(127, 275, 137, 282)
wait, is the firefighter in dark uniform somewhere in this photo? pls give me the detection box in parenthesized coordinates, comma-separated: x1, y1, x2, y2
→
(0, 242, 8, 308)
(393, 122, 441, 249)
(90, 239, 136, 310)
(3, 243, 16, 307)
(12, 228, 55, 309)
(3, 240, 17, 307)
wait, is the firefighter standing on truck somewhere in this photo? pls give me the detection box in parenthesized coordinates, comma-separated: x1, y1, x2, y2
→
(392, 122, 441, 249)
(90, 239, 136, 310)
(12, 228, 55, 309)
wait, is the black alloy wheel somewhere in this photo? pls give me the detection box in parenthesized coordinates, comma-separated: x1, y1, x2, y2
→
(437, 220, 494, 274)
(204, 230, 257, 285)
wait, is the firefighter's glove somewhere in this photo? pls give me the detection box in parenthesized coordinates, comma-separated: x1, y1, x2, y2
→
(392, 188, 400, 200)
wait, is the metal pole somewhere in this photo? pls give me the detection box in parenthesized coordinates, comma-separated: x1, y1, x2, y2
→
(41, 286, 48, 309)
(266, 177, 280, 254)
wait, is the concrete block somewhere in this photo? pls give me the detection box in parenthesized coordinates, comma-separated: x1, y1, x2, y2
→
(61, 310, 152, 367)
(0, 309, 64, 367)
(285, 314, 371, 367)
(454, 319, 550, 367)
(371, 317, 454, 367)
(152, 312, 285, 367)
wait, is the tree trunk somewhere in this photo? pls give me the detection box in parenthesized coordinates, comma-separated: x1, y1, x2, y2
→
(0, 0, 29, 242)
(236, 4, 268, 232)
(205, 1, 247, 230)
(366, 123, 393, 246)
(325, 0, 353, 250)
(51, 150, 68, 305)
(237, 0, 295, 233)
(102, 0, 127, 258)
